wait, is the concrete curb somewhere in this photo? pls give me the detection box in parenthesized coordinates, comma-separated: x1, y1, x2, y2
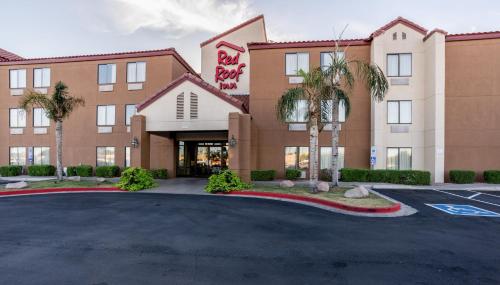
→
(0, 187, 122, 197)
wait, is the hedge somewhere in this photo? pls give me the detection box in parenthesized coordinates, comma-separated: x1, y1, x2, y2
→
(484, 170, 500, 184)
(66, 166, 77, 176)
(251, 170, 276, 181)
(149, 169, 168, 179)
(285, 169, 302, 180)
(0, 165, 23, 177)
(76, 165, 93, 177)
(95, 165, 120, 178)
(28, 165, 56, 176)
(320, 169, 332, 182)
(449, 170, 475, 184)
(340, 168, 431, 185)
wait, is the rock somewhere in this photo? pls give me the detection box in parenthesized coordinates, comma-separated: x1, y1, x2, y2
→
(96, 177, 106, 183)
(344, 185, 369, 198)
(316, 182, 330, 192)
(5, 181, 28, 189)
(280, 180, 294, 188)
(67, 176, 81, 182)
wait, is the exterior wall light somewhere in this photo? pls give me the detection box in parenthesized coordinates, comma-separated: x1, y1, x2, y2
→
(131, 137, 139, 148)
(229, 135, 237, 148)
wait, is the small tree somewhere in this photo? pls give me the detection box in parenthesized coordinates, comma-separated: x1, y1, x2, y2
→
(324, 31, 389, 186)
(276, 69, 330, 189)
(19, 82, 85, 181)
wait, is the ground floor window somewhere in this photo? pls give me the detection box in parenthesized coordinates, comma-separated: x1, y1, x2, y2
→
(387, 147, 412, 170)
(125, 147, 131, 167)
(10, 147, 26, 166)
(320, 146, 345, 170)
(33, 147, 50, 165)
(285, 147, 309, 177)
(97, 147, 115, 166)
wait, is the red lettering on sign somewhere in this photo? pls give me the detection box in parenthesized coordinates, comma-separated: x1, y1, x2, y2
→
(214, 41, 246, 89)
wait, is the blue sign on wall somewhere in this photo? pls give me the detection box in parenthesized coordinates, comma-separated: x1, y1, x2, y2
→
(426, 204, 500, 217)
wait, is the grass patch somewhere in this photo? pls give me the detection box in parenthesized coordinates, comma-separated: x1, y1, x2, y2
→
(1, 179, 114, 191)
(246, 185, 395, 208)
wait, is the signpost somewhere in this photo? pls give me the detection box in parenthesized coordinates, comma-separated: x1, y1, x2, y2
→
(370, 146, 376, 169)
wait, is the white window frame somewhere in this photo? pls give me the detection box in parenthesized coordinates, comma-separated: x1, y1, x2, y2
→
(9, 69, 27, 89)
(127, 62, 146, 83)
(97, 105, 116, 126)
(33, 68, 51, 88)
(285, 53, 309, 76)
(387, 100, 412, 124)
(321, 99, 346, 123)
(320, 146, 345, 170)
(10, 108, 26, 128)
(98, 64, 117, 85)
(386, 147, 412, 170)
(320, 51, 345, 71)
(97, 146, 115, 166)
(33, 108, 50, 127)
(387, 53, 412, 77)
(33, 146, 50, 165)
(287, 100, 308, 123)
(9, 147, 26, 166)
(125, 105, 137, 126)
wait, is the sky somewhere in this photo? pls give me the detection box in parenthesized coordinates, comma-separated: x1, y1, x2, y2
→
(2, 0, 499, 72)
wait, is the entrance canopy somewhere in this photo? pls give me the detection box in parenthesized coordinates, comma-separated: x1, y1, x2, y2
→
(137, 73, 247, 132)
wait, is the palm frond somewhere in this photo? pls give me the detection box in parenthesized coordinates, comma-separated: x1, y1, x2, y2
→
(353, 60, 389, 102)
(19, 90, 53, 113)
(276, 87, 305, 123)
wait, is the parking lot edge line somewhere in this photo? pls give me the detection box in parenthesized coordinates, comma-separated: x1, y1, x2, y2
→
(431, 189, 500, 208)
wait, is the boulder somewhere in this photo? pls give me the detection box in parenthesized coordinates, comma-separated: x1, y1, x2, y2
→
(344, 185, 369, 198)
(96, 177, 106, 183)
(316, 182, 330, 192)
(280, 180, 294, 188)
(5, 181, 28, 189)
(67, 176, 81, 182)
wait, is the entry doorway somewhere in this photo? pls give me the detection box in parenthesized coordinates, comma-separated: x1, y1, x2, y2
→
(176, 141, 228, 177)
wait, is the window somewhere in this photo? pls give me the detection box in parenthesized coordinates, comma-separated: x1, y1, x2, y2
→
(10, 69, 26, 89)
(320, 147, 345, 170)
(33, 147, 50, 165)
(10, 108, 26, 128)
(33, 108, 50, 127)
(176, 93, 184, 119)
(387, 147, 412, 170)
(287, 100, 308, 123)
(125, 105, 137, 126)
(321, 99, 346, 123)
(284, 147, 309, 171)
(387, 53, 412, 77)
(98, 64, 116, 85)
(392, 32, 397, 40)
(402, 32, 407, 40)
(285, 53, 309, 75)
(387, 101, 412, 124)
(34, 68, 51, 88)
(127, 62, 146, 83)
(125, 146, 131, 167)
(97, 105, 115, 126)
(10, 147, 26, 166)
(320, 51, 345, 71)
(97, 147, 115, 166)
(190, 93, 198, 119)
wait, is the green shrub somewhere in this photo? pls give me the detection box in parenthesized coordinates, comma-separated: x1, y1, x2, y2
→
(66, 166, 77, 176)
(398, 170, 431, 185)
(0, 165, 23, 177)
(28, 165, 56, 176)
(484, 170, 500, 184)
(74, 165, 93, 177)
(449, 170, 475, 184)
(95, 165, 120, 178)
(205, 170, 251, 193)
(340, 168, 369, 182)
(149, 169, 168, 179)
(340, 168, 431, 185)
(116, 167, 157, 191)
(251, 170, 276, 181)
(285, 169, 302, 180)
(320, 169, 332, 182)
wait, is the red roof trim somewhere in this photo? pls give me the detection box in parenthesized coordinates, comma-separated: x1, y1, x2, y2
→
(423, 28, 448, 41)
(446, 31, 500, 42)
(200, 15, 265, 47)
(0, 48, 196, 74)
(370, 16, 428, 38)
(136, 73, 247, 113)
(216, 41, 246, 52)
(247, 38, 370, 50)
(0, 48, 24, 61)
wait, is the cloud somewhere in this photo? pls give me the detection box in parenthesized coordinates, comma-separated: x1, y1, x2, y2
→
(106, 0, 256, 38)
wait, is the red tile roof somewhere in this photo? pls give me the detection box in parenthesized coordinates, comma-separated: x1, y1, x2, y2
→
(136, 73, 248, 113)
(248, 38, 370, 50)
(0, 48, 24, 61)
(0, 48, 196, 74)
(370, 16, 428, 38)
(446, 31, 500, 42)
(423, 29, 448, 41)
(200, 15, 266, 47)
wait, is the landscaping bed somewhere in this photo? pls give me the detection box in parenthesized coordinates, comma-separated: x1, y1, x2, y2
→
(243, 185, 396, 208)
(0, 180, 115, 191)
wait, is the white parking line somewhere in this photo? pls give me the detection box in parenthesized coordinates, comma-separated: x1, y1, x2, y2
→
(431, 189, 500, 208)
(467, 193, 481, 199)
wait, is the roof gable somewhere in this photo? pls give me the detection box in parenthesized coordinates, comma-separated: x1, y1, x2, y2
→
(200, 15, 266, 47)
(0, 48, 24, 61)
(370, 16, 428, 38)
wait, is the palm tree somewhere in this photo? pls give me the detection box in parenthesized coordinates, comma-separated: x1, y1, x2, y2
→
(20, 82, 85, 181)
(323, 38, 389, 186)
(276, 69, 331, 189)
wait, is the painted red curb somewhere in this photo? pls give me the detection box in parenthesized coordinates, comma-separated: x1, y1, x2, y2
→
(0, 187, 123, 196)
(226, 191, 401, 213)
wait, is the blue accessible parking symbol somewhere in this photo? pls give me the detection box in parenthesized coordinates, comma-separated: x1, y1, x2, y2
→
(426, 204, 500, 217)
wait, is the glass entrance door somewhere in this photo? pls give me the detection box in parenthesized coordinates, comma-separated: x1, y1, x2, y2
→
(176, 141, 228, 177)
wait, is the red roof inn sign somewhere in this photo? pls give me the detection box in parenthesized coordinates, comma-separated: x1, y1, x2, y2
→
(215, 41, 246, 90)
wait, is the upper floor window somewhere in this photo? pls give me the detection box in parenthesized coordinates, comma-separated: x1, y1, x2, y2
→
(98, 64, 116, 85)
(287, 100, 308, 123)
(33, 108, 50, 127)
(321, 99, 346, 123)
(320, 51, 345, 71)
(125, 146, 131, 167)
(402, 32, 407, 40)
(10, 108, 26, 128)
(97, 105, 115, 126)
(387, 53, 412, 77)
(125, 104, 137, 126)
(387, 100, 412, 124)
(33, 147, 50, 165)
(34, 68, 51, 88)
(97, 146, 115, 166)
(285, 53, 309, 76)
(10, 69, 26, 89)
(10, 147, 26, 166)
(127, 62, 146, 83)
(392, 32, 397, 40)
(387, 147, 412, 170)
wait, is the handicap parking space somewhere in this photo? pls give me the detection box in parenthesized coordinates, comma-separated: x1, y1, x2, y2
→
(426, 204, 500, 217)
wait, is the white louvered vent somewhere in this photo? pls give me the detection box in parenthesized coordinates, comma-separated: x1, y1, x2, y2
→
(176, 93, 184, 119)
(190, 93, 198, 119)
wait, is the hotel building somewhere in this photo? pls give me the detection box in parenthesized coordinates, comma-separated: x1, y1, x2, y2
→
(1, 15, 499, 183)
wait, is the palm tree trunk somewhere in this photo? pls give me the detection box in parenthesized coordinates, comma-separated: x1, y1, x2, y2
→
(55, 120, 63, 181)
(331, 97, 340, 186)
(309, 118, 319, 192)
